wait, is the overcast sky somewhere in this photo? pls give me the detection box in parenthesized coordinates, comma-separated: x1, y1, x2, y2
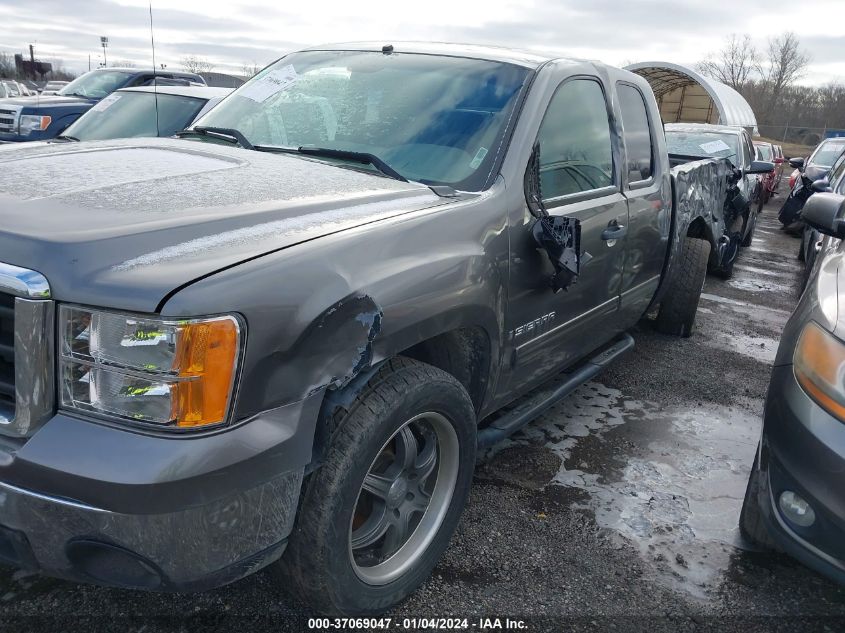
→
(1, 0, 843, 85)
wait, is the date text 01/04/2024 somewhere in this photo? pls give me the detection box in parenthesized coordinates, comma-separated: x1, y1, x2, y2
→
(307, 617, 528, 630)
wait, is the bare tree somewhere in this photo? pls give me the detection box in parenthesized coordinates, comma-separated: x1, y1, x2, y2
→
(45, 57, 77, 81)
(817, 83, 845, 129)
(0, 51, 16, 78)
(759, 32, 810, 119)
(240, 61, 262, 79)
(697, 34, 758, 91)
(181, 55, 214, 74)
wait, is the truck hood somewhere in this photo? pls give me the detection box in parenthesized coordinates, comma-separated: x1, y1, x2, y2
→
(0, 138, 447, 312)
(2, 95, 91, 109)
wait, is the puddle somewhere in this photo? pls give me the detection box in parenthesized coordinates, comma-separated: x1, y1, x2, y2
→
(498, 381, 761, 601)
(733, 263, 793, 279)
(706, 331, 780, 363)
(700, 293, 791, 325)
(727, 277, 793, 295)
(747, 244, 784, 256)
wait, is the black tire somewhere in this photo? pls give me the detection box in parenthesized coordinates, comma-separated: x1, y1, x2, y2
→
(655, 236, 710, 337)
(713, 236, 738, 279)
(741, 213, 756, 247)
(739, 447, 777, 549)
(277, 357, 476, 615)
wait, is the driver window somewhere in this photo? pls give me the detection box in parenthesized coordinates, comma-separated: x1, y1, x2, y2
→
(536, 78, 614, 200)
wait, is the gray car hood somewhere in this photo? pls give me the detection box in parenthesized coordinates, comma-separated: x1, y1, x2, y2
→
(0, 138, 445, 312)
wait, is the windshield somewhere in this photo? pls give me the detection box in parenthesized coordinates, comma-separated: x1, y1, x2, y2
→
(193, 50, 531, 189)
(809, 140, 845, 169)
(665, 130, 739, 161)
(58, 70, 133, 99)
(755, 143, 773, 160)
(64, 91, 207, 141)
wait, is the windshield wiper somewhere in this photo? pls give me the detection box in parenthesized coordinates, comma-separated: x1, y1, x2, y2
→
(176, 126, 254, 150)
(255, 145, 407, 182)
(54, 134, 80, 142)
(61, 92, 90, 99)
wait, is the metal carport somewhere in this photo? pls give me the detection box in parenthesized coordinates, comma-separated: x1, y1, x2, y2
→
(625, 61, 758, 136)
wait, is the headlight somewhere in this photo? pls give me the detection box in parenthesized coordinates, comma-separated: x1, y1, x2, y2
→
(59, 306, 243, 429)
(794, 321, 845, 421)
(18, 114, 52, 135)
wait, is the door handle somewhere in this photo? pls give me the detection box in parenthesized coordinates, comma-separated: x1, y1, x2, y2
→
(601, 222, 627, 241)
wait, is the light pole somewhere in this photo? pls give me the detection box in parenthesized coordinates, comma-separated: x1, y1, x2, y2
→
(100, 36, 108, 67)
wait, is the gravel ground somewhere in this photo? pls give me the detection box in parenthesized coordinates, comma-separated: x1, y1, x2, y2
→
(3, 196, 845, 633)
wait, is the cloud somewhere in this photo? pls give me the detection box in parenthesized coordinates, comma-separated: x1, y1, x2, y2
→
(0, 0, 841, 84)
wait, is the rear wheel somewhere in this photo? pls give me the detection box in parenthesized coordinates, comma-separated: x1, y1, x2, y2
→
(741, 213, 756, 247)
(655, 236, 710, 337)
(278, 358, 476, 615)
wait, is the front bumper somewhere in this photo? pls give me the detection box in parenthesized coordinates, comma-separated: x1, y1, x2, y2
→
(0, 393, 321, 591)
(754, 364, 845, 584)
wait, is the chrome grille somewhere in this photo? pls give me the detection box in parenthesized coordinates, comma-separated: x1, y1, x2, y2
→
(0, 263, 54, 437)
(0, 106, 18, 133)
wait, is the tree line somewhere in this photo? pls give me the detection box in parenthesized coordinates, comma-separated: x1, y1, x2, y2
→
(697, 33, 844, 139)
(1, 51, 261, 82)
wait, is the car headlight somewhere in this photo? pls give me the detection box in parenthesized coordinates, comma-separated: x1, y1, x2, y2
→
(18, 114, 52, 135)
(59, 305, 243, 429)
(794, 321, 845, 421)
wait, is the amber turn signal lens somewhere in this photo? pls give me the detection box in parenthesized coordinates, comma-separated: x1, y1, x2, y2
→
(794, 321, 845, 422)
(173, 318, 240, 427)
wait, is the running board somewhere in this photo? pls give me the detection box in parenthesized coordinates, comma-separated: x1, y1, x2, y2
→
(476, 333, 634, 449)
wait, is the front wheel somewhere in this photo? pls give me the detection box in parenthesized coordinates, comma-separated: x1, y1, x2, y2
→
(278, 358, 477, 615)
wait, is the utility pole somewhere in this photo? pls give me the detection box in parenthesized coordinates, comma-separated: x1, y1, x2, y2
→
(27, 43, 35, 81)
(88, 54, 91, 71)
(100, 36, 108, 67)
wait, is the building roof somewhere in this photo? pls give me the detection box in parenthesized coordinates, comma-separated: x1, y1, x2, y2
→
(625, 61, 758, 135)
(665, 122, 748, 135)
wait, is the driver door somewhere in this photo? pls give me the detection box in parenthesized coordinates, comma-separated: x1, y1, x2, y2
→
(504, 77, 628, 394)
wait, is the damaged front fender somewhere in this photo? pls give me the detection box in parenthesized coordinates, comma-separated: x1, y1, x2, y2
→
(307, 294, 384, 390)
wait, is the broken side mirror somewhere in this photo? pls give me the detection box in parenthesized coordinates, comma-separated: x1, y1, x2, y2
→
(802, 193, 845, 239)
(789, 157, 805, 170)
(746, 160, 775, 175)
(524, 142, 584, 293)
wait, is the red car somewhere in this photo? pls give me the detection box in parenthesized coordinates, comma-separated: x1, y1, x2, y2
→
(772, 144, 784, 190)
(754, 140, 778, 205)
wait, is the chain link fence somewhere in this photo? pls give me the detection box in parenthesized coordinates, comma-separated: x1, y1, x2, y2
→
(758, 124, 845, 146)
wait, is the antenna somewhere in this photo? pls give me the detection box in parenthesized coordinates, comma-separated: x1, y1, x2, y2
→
(148, 2, 160, 137)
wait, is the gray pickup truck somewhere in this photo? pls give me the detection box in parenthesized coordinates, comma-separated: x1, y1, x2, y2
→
(0, 43, 737, 614)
